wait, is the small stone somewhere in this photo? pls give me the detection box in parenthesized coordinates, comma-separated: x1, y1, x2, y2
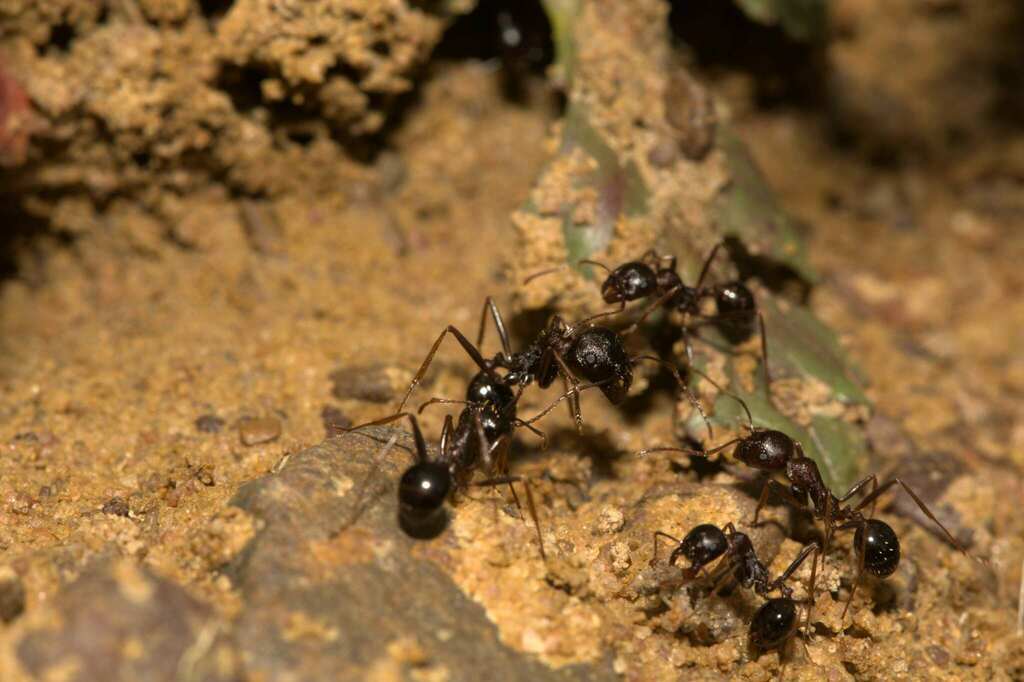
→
(596, 505, 625, 534)
(102, 496, 130, 517)
(238, 417, 282, 446)
(329, 364, 398, 403)
(321, 405, 351, 437)
(0, 567, 25, 623)
(195, 414, 225, 433)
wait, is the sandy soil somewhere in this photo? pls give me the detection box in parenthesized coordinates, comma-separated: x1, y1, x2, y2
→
(0, 0, 1022, 680)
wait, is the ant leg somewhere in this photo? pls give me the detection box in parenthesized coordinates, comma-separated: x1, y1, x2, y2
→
(397, 325, 495, 414)
(631, 354, 713, 440)
(838, 519, 867, 620)
(518, 381, 606, 426)
(754, 480, 808, 527)
(695, 241, 725, 291)
(473, 474, 547, 561)
(772, 542, 821, 591)
(338, 434, 399, 532)
(652, 530, 681, 566)
(339, 411, 430, 464)
(476, 297, 512, 359)
(549, 350, 585, 432)
(854, 478, 972, 557)
(636, 437, 742, 459)
(621, 284, 685, 337)
(511, 419, 548, 449)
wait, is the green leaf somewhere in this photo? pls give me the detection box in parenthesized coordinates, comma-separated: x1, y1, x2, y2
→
(733, 0, 828, 43)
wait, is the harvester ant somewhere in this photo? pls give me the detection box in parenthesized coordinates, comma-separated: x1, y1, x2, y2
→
(397, 297, 712, 436)
(340, 382, 594, 559)
(524, 241, 760, 345)
(640, 371, 978, 617)
(652, 521, 820, 652)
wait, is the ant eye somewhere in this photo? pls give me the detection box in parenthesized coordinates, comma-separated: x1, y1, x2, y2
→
(399, 463, 451, 517)
(749, 598, 797, 649)
(855, 519, 901, 577)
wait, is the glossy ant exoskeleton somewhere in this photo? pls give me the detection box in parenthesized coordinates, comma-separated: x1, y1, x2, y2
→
(524, 242, 760, 345)
(343, 372, 605, 557)
(651, 522, 819, 652)
(396, 297, 712, 436)
(640, 374, 979, 617)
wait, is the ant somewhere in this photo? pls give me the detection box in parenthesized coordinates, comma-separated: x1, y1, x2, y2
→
(397, 297, 712, 436)
(651, 521, 820, 654)
(344, 380, 603, 558)
(640, 371, 979, 618)
(524, 242, 760, 346)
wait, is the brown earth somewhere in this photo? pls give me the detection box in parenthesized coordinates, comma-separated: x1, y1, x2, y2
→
(0, 0, 1022, 680)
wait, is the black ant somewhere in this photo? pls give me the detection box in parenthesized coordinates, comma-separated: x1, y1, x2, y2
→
(651, 521, 819, 654)
(524, 242, 760, 346)
(640, 372, 979, 617)
(397, 297, 711, 436)
(340, 379, 590, 559)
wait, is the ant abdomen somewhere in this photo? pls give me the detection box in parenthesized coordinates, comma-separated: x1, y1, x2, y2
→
(568, 327, 633, 404)
(734, 430, 796, 471)
(398, 461, 452, 524)
(749, 597, 798, 650)
(714, 281, 757, 343)
(854, 519, 901, 578)
(671, 523, 728, 570)
(602, 262, 658, 304)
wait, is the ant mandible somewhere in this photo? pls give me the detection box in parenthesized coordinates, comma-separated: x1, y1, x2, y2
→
(652, 521, 820, 652)
(396, 296, 712, 436)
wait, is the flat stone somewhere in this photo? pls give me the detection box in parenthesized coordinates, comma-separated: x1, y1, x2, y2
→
(225, 428, 616, 681)
(17, 559, 241, 682)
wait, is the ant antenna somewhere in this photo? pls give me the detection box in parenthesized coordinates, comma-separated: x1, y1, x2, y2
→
(577, 259, 611, 274)
(694, 241, 724, 292)
(759, 312, 772, 402)
(687, 365, 755, 431)
(631, 355, 713, 441)
(339, 411, 430, 463)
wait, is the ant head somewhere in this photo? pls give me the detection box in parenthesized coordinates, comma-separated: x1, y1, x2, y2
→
(735, 430, 795, 471)
(672, 523, 728, 571)
(749, 597, 798, 650)
(466, 371, 516, 411)
(398, 462, 452, 522)
(568, 327, 633, 404)
(601, 262, 658, 304)
(854, 519, 901, 578)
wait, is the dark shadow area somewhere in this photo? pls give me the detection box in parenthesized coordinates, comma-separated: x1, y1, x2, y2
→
(433, 0, 553, 103)
(668, 0, 826, 110)
(723, 236, 811, 303)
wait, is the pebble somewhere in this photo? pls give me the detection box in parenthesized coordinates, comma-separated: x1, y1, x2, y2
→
(0, 567, 25, 623)
(238, 417, 282, 446)
(195, 414, 225, 433)
(101, 496, 130, 517)
(329, 364, 397, 403)
(320, 405, 351, 437)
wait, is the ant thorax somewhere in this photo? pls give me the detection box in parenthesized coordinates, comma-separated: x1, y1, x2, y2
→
(785, 457, 832, 516)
